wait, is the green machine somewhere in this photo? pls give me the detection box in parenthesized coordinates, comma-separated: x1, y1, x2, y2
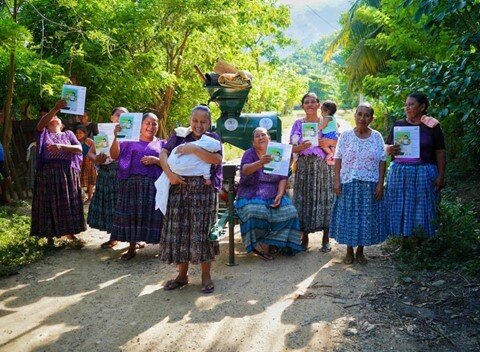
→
(204, 80, 283, 266)
(206, 85, 282, 149)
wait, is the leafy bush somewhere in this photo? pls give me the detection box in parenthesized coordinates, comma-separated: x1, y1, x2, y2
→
(385, 195, 480, 275)
(0, 206, 47, 276)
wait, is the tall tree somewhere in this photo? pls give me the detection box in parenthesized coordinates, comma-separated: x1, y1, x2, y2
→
(20, 0, 292, 137)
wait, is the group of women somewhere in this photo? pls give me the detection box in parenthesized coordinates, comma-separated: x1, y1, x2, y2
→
(30, 102, 221, 294)
(30, 91, 445, 293)
(236, 92, 445, 264)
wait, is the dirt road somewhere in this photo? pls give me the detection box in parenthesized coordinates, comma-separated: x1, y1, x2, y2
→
(0, 226, 424, 352)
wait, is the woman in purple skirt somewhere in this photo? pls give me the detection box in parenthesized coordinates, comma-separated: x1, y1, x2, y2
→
(109, 113, 164, 260)
(30, 100, 86, 245)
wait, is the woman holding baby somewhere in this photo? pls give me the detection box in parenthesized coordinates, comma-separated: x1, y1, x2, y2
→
(159, 105, 222, 294)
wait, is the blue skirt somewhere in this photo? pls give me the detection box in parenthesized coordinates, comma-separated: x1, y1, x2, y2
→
(330, 180, 387, 246)
(385, 162, 439, 237)
(87, 163, 119, 233)
(235, 196, 303, 253)
(111, 175, 162, 243)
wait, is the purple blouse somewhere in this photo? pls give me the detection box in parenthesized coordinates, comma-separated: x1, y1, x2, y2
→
(163, 131, 223, 191)
(289, 118, 326, 159)
(118, 139, 164, 180)
(386, 119, 445, 165)
(237, 148, 287, 200)
(36, 128, 82, 171)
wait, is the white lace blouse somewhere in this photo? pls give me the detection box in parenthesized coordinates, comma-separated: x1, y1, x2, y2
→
(334, 128, 386, 184)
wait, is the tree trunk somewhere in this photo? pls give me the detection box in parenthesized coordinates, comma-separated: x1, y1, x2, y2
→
(1, 1, 21, 200)
(2, 52, 15, 153)
(156, 86, 176, 139)
(6, 152, 23, 200)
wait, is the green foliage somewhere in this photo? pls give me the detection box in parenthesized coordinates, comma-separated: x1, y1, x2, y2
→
(331, 0, 480, 167)
(0, 206, 46, 276)
(284, 36, 353, 109)
(2, 0, 300, 133)
(385, 194, 480, 275)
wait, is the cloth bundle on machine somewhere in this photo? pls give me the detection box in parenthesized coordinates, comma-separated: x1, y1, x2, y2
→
(218, 70, 253, 89)
(154, 127, 221, 215)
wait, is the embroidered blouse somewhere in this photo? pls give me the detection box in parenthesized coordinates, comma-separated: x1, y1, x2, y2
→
(334, 129, 386, 184)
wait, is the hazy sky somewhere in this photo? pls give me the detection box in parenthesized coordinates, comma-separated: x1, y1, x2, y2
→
(277, 0, 351, 54)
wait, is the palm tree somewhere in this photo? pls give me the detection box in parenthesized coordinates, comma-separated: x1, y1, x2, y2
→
(324, 0, 389, 90)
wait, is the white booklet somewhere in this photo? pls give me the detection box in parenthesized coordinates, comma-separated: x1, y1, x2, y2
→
(263, 142, 292, 176)
(302, 122, 319, 146)
(116, 113, 143, 142)
(94, 123, 116, 156)
(393, 126, 420, 159)
(60, 84, 87, 115)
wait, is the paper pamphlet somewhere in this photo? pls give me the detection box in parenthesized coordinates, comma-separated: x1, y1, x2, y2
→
(301, 122, 319, 146)
(393, 126, 420, 159)
(116, 113, 142, 142)
(263, 142, 292, 176)
(60, 84, 87, 115)
(94, 123, 116, 156)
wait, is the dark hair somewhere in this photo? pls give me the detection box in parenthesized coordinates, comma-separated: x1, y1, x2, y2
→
(111, 107, 128, 115)
(191, 104, 211, 120)
(356, 102, 374, 116)
(301, 92, 319, 105)
(74, 124, 87, 133)
(407, 93, 429, 114)
(322, 100, 337, 115)
(142, 112, 158, 121)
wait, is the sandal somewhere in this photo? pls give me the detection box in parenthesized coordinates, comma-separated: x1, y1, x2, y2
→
(252, 249, 274, 261)
(356, 255, 368, 265)
(321, 242, 332, 253)
(343, 255, 354, 265)
(120, 251, 136, 261)
(101, 240, 118, 249)
(201, 282, 215, 294)
(163, 279, 188, 291)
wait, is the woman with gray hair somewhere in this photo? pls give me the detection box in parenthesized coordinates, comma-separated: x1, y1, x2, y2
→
(159, 105, 223, 294)
(235, 127, 303, 260)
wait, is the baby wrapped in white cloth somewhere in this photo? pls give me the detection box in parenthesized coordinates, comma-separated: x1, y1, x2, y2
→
(155, 128, 221, 215)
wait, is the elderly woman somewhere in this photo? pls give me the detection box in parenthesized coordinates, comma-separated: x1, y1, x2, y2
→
(87, 107, 128, 249)
(109, 113, 164, 260)
(329, 103, 387, 264)
(30, 100, 86, 244)
(290, 92, 335, 252)
(385, 93, 446, 239)
(236, 127, 302, 260)
(159, 105, 222, 294)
